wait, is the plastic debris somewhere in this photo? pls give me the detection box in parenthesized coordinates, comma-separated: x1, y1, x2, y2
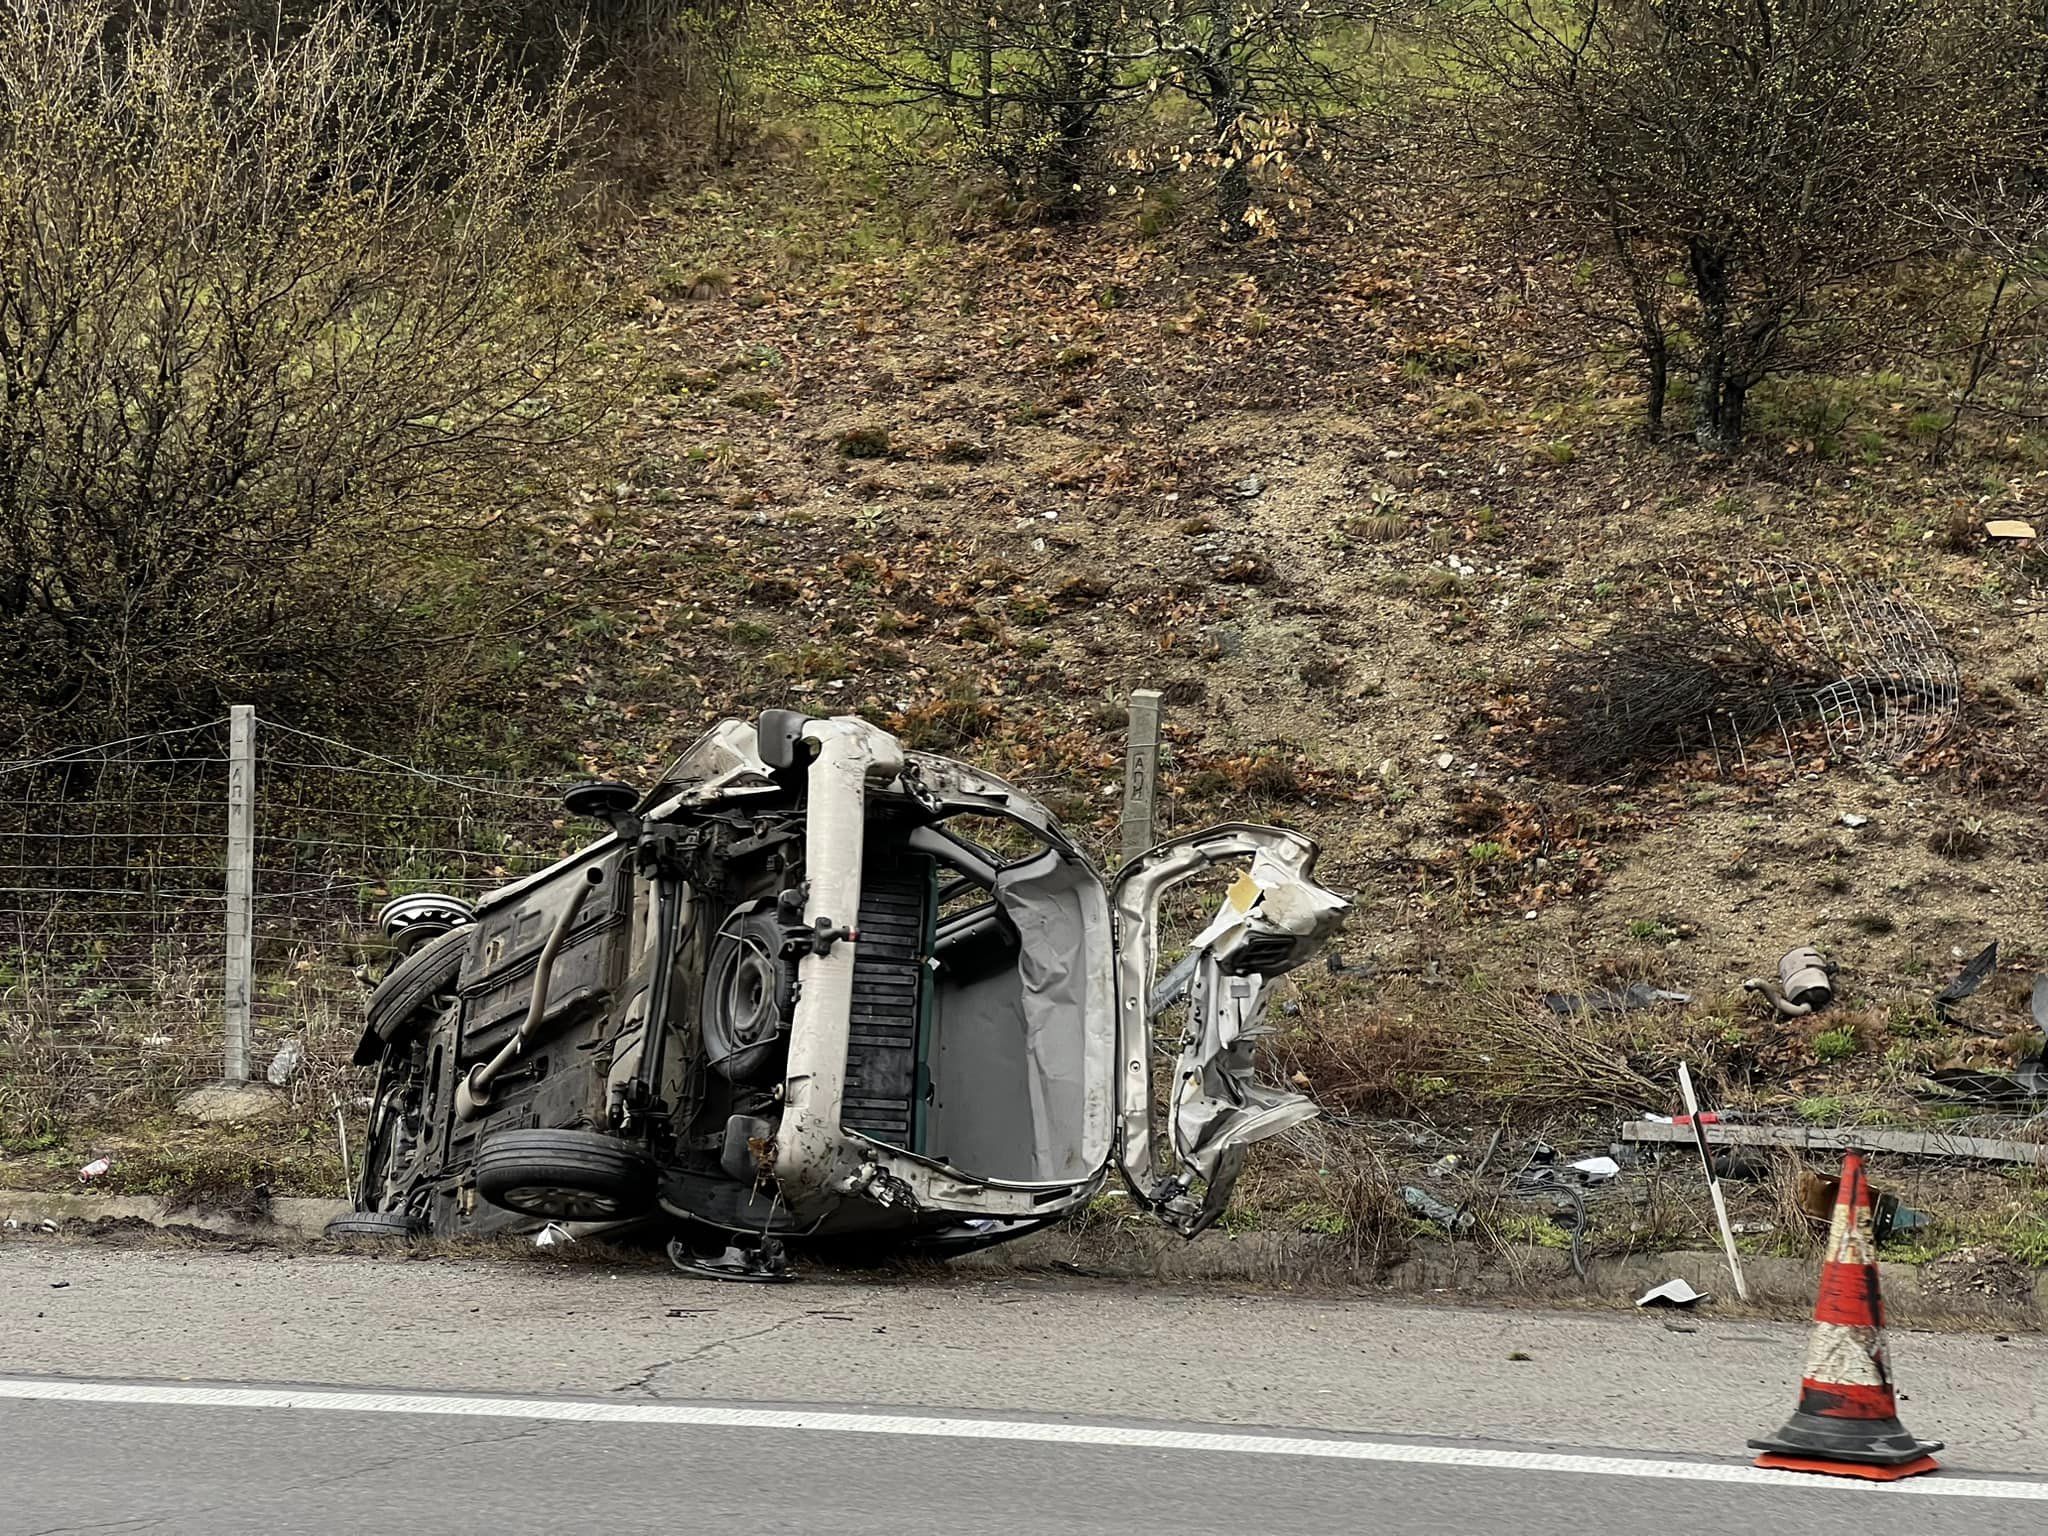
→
(534, 1222, 575, 1248)
(1637, 1278, 1710, 1309)
(1569, 1155, 1620, 1184)
(267, 1035, 306, 1088)
(78, 1158, 109, 1180)
(1873, 1192, 1931, 1244)
(1428, 1154, 1463, 1179)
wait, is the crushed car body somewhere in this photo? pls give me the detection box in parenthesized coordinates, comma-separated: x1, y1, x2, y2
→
(340, 711, 1348, 1271)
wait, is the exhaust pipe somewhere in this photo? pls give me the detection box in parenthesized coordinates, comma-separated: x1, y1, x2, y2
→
(458, 864, 606, 1120)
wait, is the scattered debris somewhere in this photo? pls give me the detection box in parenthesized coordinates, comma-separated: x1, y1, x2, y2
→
(1624, 1120, 2048, 1166)
(1544, 984, 1692, 1017)
(1839, 813, 1869, 829)
(1796, 1168, 1840, 1230)
(1679, 1061, 1750, 1302)
(1637, 1278, 1710, 1309)
(1872, 1192, 1931, 1244)
(1921, 969, 2048, 1105)
(1923, 1057, 2048, 1108)
(266, 1035, 305, 1088)
(1427, 1154, 1462, 1179)
(1401, 1185, 1473, 1232)
(1707, 1146, 1772, 1182)
(1743, 945, 1834, 1019)
(1933, 941, 1998, 1024)
(1234, 474, 1264, 498)
(78, 1158, 109, 1180)
(1568, 1155, 1619, 1184)
(534, 1223, 575, 1249)
(667, 1234, 793, 1283)
(1986, 519, 2038, 540)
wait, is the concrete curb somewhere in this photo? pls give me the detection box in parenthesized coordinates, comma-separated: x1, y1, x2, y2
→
(1, 1189, 348, 1241)
(4, 1188, 2041, 1330)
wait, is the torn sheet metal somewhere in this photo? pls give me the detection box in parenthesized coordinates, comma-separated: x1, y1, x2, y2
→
(1544, 985, 1692, 1017)
(1934, 941, 1999, 1024)
(1168, 849, 1349, 1190)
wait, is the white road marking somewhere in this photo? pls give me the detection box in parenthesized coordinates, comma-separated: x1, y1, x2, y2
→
(1, 1376, 2043, 1502)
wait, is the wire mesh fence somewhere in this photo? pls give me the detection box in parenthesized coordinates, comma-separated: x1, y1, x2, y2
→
(0, 715, 577, 1141)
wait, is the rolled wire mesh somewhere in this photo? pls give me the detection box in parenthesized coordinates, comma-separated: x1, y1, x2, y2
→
(1537, 559, 1959, 781)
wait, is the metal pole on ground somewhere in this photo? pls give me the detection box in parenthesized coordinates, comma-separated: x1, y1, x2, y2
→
(1120, 689, 1164, 865)
(223, 704, 256, 1083)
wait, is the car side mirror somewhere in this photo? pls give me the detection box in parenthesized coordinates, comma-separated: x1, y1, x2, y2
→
(756, 709, 811, 772)
(563, 780, 641, 839)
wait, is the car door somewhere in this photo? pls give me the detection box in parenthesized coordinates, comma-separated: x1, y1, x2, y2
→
(1109, 824, 1350, 1235)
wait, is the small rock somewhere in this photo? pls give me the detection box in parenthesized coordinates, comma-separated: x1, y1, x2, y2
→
(1235, 474, 1264, 498)
(175, 1081, 287, 1124)
(1840, 813, 1869, 829)
(1435, 751, 1455, 770)
(50, 1280, 69, 1289)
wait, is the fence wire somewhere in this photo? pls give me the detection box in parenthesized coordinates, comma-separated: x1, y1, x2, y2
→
(0, 718, 578, 1139)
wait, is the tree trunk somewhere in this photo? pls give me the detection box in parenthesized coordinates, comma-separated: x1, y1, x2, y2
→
(1215, 151, 1252, 243)
(1688, 239, 1738, 451)
(1645, 340, 1668, 431)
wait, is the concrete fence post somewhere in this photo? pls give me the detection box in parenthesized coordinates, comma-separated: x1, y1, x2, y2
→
(223, 704, 256, 1082)
(1120, 689, 1164, 865)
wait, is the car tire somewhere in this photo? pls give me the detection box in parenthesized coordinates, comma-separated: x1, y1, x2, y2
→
(473, 1129, 658, 1221)
(353, 926, 468, 1066)
(323, 1210, 424, 1241)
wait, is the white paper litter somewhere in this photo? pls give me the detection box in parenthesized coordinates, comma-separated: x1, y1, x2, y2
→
(1636, 1278, 1710, 1309)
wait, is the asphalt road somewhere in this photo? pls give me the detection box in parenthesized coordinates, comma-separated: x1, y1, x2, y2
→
(4, 1240, 2046, 1533)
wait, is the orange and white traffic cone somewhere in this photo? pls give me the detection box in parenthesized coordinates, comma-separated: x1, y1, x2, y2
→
(1748, 1150, 1942, 1480)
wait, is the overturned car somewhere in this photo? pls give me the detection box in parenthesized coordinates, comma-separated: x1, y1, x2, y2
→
(336, 712, 1348, 1275)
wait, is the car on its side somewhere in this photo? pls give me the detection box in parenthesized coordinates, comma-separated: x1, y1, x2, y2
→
(333, 711, 1348, 1276)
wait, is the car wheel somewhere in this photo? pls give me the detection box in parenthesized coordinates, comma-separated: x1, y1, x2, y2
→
(352, 925, 468, 1066)
(473, 1129, 658, 1221)
(323, 1210, 424, 1241)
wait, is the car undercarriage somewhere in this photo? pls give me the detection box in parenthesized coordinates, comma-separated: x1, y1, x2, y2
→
(337, 711, 1349, 1277)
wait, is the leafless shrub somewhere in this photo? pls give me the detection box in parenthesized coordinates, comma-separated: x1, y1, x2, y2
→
(1458, 984, 1670, 1116)
(0, 0, 607, 745)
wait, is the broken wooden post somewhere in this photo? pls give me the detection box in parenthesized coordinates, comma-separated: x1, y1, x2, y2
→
(1120, 689, 1164, 864)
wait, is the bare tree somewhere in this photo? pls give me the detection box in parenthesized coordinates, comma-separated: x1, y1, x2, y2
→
(780, 0, 1386, 235)
(1437, 0, 2028, 448)
(0, 0, 606, 739)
